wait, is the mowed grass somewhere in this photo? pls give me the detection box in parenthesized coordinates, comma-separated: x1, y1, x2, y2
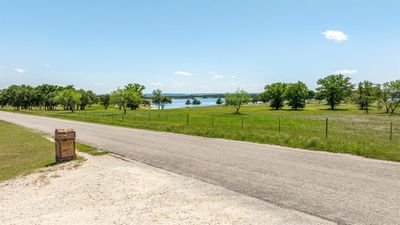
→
(2, 102, 399, 161)
(0, 120, 55, 181)
(76, 142, 108, 156)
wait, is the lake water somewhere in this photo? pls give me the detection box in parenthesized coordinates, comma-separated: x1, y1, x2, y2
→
(152, 97, 223, 109)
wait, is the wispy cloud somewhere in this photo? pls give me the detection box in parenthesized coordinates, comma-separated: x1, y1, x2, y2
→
(322, 30, 348, 42)
(210, 72, 224, 79)
(13, 68, 25, 74)
(231, 75, 236, 78)
(333, 69, 358, 75)
(213, 74, 224, 79)
(94, 83, 104, 86)
(175, 71, 192, 76)
(150, 81, 163, 86)
(45, 64, 51, 68)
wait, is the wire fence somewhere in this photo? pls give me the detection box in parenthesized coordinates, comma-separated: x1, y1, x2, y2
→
(66, 110, 399, 142)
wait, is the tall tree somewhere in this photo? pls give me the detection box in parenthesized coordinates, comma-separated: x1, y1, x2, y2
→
(125, 83, 145, 110)
(152, 89, 162, 110)
(284, 81, 309, 110)
(111, 88, 141, 114)
(262, 82, 287, 110)
(99, 94, 111, 110)
(160, 96, 172, 110)
(55, 89, 82, 112)
(316, 74, 353, 110)
(225, 89, 251, 113)
(379, 80, 400, 114)
(78, 89, 96, 110)
(355, 81, 378, 113)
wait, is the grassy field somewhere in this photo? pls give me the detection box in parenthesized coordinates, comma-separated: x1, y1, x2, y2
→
(1, 102, 399, 161)
(0, 120, 105, 181)
(0, 120, 55, 181)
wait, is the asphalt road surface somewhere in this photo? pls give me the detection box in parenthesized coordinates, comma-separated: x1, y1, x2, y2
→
(1, 111, 399, 225)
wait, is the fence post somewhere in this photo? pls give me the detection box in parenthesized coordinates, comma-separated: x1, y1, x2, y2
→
(241, 116, 244, 128)
(278, 118, 281, 134)
(390, 120, 393, 141)
(186, 114, 189, 125)
(325, 117, 328, 139)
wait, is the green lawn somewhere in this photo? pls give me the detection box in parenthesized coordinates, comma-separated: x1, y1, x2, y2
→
(1, 102, 399, 161)
(0, 120, 105, 181)
(0, 120, 55, 181)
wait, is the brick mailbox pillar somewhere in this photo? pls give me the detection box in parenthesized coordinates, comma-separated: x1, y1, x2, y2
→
(55, 128, 76, 163)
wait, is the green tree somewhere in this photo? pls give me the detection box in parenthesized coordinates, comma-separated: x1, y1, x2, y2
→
(125, 83, 145, 96)
(99, 94, 111, 110)
(55, 89, 82, 112)
(251, 94, 260, 104)
(125, 83, 145, 110)
(379, 80, 400, 114)
(160, 96, 172, 110)
(262, 82, 287, 110)
(192, 98, 201, 105)
(152, 89, 162, 110)
(216, 96, 224, 105)
(316, 74, 353, 110)
(111, 88, 141, 114)
(78, 89, 96, 110)
(35, 84, 60, 110)
(284, 81, 309, 110)
(185, 99, 191, 107)
(355, 81, 379, 113)
(225, 89, 251, 113)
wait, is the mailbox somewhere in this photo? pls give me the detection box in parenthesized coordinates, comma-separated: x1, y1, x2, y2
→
(55, 128, 76, 163)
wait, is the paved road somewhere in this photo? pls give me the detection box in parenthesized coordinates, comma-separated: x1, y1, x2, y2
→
(1, 111, 399, 225)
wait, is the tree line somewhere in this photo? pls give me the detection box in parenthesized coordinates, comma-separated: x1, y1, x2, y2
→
(225, 74, 399, 113)
(0, 74, 398, 114)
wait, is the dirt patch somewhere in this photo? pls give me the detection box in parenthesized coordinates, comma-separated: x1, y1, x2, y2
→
(0, 153, 334, 225)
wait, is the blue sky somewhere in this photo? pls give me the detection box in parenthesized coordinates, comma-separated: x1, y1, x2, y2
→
(1, 0, 399, 94)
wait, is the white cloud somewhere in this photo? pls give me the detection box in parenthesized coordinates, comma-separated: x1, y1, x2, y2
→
(213, 74, 224, 79)
(231, 75, 236, 78)
(45, 64, 50, 68)
(210, 72, 224, 79)
(13, 68, 25, 74)
(175, 71, 192, 76)
(333, 69, 358, 75)
(94, 83, 104, 86)
(151, 81, 163, 86)
(322, 30, 348, 42)
(230, 82, 237, 86)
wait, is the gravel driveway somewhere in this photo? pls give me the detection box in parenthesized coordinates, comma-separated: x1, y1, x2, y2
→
(0, 111, 399, 225)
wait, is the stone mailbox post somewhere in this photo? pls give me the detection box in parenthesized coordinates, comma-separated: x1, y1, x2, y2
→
(55, 128, 76, 163)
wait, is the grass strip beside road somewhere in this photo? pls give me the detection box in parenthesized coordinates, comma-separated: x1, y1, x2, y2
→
(76, 142, 108, 156)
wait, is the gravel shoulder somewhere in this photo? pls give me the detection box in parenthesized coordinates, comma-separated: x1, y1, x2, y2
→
(0, 153, 334, 225)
